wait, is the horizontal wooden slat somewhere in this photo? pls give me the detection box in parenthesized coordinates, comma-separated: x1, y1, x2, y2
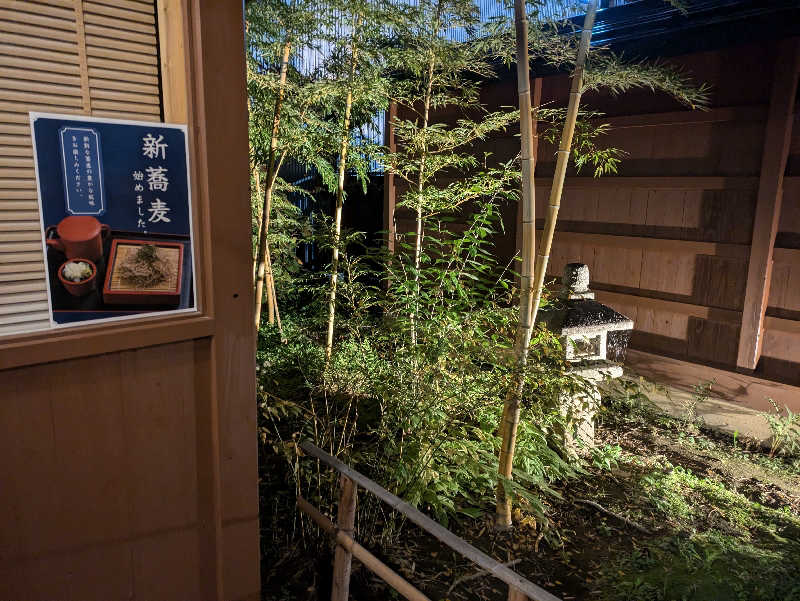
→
(0, 311, 49, 326)
(0, 260, 44, 274)
(541, 176, 760, 191)
(0, 124, 31, 136)
(0, 157, 33, 169)
(0, 8, 76, 32)
(12, 0, 75, 10)
(0, 319, 50, 335)
(2, 0, 74, 18)
(1, 32, 78, 54)
(0, 250, 43, 262)
(0, 233, 41, 243)
(89, 109, 160, 122)
(0, 177, 35, 188)
(88, 78, 158, 95)
(1, 78, 83, 98)
(596, 289, 742, 323)
(0, 270, 44, 282)
(551, 230, 751, 259)
(0, 100, 84, 116)
(88, 66, 158, 85)
(0, 43, 79, 65)
(89, 88, 160, 105)
(0, 300, 47, 315)
(773, 247, 799, 265)
(85, 0, 155, 16)
(87, 56, 158, 75)
(0, 65, 81, 86)
(0, 189, 37, 200)
(85, 36, 157, 58)
(0, 147, 33, 160)
(0, 241, 40, 252)
(89, 99, 160, 115)
(0, 18, 78, 42)
(0, 218, 38, 230)
(0, 134, 31, 147)
(0, 54, 81, 76)
(1, 280, 46, 294)
(83, 2, 155, 25)
(765, 315, 800, 335)
(0, 290, 47, 304)
(1, 89, 82, 107)
(0, 201, 36, 211)
(0, 110, 31, 124)
(600, 105, 768, 129)
(84, 22, 156, 44)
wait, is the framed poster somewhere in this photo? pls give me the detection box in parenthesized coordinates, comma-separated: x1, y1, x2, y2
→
(30, 112, 197, 328)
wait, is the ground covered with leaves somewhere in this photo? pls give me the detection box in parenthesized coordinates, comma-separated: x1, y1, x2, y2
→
(261, 377, 800, 601)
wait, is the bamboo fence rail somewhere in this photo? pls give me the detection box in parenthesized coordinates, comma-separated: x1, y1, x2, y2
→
(297, 441, 562, 601)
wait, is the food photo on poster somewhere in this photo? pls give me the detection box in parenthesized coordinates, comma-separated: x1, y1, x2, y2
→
(30, 112, 196, 327)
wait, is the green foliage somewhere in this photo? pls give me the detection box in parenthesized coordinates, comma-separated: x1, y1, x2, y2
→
(762, 399, 800, 458)
(257, 195, 586, 542)
(607, 531, 800, 601)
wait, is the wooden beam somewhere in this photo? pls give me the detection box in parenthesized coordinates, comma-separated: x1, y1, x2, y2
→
(594, 104, 766, 129)
(157, 0, 189, 123)
(737, 38, 800, 371)
(626, 348, 800, 413)
(594, 289, 741, 324)
(548, 230, 750, 259)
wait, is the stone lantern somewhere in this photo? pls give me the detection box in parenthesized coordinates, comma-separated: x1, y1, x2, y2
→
(537, 263, 634, 450)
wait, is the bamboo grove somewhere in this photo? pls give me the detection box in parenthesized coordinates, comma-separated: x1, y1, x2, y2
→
(248, 0, 710, 534)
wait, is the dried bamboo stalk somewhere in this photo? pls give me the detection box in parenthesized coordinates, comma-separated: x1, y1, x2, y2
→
(495, 0, 598, 529)
(254, 39, 291, 329)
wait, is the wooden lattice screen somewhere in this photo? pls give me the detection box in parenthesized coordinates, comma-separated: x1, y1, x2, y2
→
(0, 0, 162, 337)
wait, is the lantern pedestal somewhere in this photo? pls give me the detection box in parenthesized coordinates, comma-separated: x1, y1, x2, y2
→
(560, 362, 623, 454)
(538, 263, 633, 454)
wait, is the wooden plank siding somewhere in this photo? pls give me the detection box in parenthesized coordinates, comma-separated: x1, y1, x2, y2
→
(398, 39, 800, 400)
(0, 2, 259, 600)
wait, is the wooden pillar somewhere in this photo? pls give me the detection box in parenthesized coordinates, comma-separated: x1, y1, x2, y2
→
(737, 38, 800, 371)
(383, 101, 397, 253)
(515, 77, 542, 280)
(331, 475, 358, 601)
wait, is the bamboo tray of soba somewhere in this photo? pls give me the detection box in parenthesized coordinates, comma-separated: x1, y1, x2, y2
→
(102, 239, 183, 305)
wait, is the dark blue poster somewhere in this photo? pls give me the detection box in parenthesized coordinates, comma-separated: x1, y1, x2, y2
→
(31, 113, 196, 326)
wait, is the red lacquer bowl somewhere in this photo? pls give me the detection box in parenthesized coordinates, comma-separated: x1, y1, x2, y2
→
(58, 259, 97, 297)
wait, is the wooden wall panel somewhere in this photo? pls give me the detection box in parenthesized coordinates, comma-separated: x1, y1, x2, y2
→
(768, 248, 800, 315)
(0, 341, 201, 598)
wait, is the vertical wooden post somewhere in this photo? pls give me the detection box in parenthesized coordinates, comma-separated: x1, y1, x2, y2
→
(331, 475, 358, 601)
(508, 585, 528, 601)
(736, 38, 800, 372)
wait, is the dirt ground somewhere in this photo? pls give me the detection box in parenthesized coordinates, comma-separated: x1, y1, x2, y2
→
(263, 393, 800, 601)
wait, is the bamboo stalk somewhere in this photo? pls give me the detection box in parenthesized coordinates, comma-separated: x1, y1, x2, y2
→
(297, 496, 433, 601)
(254, 39, 291, 330)
(325, 15, 360, 363)
(331, 475, 357, 601)
(409, 0, 444, 347)
(495, 0, 597, 529)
